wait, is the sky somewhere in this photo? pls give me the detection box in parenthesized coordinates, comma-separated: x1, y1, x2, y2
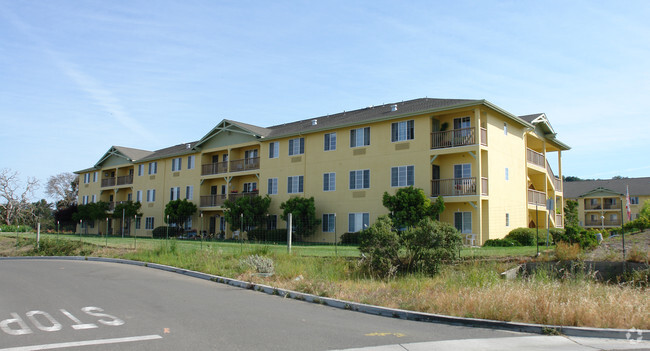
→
(1, 0, 649, 202)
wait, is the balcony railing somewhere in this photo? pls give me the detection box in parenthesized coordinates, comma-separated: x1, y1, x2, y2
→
(431, 177, 477, 196)
(228, 191, 259, 201)
(584, 219, 621, 227)
(481, 177, 488, 195)
(545, 160, 561, 191)
(480, 127, 487, 146)
(230, 157, 260, 172)
(555, 213, 563, 228)
(116, 175, 133, 186)
(528, 189, 546, 207)
(200, 191, 260, 207)
(526, 148, 545, 168)
(603, 201, 621, 210)
(201, 161, 228, 176)
(431, 128, 475, 149)
(101, 178, 116, 187)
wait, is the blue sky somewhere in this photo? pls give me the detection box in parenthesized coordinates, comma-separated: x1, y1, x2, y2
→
(1, 1, 649, 201)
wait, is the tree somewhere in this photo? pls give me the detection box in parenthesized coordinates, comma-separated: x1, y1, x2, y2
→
(54, 203, 77, 232)
(280, 197, 320, 239)
(401, 217, 462, 274)
(223, 195, 271, 231)
(164, 199, 198, 229)
(0, 168, 39, 225)
(564, 199, 579, 228)
(640, 199, 650, 219)
(25, 199, 54, 230)
(73, 202, 109, 233)
(382, 186, 444, 229)
(112, 201, 142, 235)
(46, 172, 78, 207)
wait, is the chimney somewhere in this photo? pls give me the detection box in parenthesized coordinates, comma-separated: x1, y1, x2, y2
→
(391, 104, 398, 112)
(311, 119, 318, 126)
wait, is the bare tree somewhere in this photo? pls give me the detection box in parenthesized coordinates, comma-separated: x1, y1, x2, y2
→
(0, 168, 39, 225)
(46, 172, 78, 207)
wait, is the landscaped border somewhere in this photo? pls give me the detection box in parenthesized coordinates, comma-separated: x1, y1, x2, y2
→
(2, 256, 646, 340)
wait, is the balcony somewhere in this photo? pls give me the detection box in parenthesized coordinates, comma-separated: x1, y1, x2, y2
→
(527, 148, 545, 168)
(230, 157, 260, 172)
(201, 161, 228, 176)
(584, 201, 602, 210)
(603, 200, 621, 210)
(545, 160, 561, 191)
(116, 175, 133, 186)
(480, 127, 487, 146)
(584, 219, 621, 227)
(101, 178, 115, 187)
(555, 213, 563, 228)
(200, 191, 260, 208)
(431, 178, 477, 196)
(528, 189, 546, 207)
(431, 128, 476, 149)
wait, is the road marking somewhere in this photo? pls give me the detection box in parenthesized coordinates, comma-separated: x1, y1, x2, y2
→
(365, 332, 406, 338)
(0, 334, 162, 351)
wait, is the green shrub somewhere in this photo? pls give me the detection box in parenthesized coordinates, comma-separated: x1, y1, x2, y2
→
(623, 217, 650, 233)
(339, 232, 359, 245)
(247, 228, 287, 242)
(505, 228, 536, 246)
(552, 226, 598, 250)
(358, 216, 401, 278)
(401, 218, 462, 275)
(0, 225, 33, 233)
(152, 226, 183, 239)
(33, 238, 86, 256)
(483, 238, 520, 247)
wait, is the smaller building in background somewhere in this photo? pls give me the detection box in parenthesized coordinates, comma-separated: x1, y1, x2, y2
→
(564, 177, 650, 229)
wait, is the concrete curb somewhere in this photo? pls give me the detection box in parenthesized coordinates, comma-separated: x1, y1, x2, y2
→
(2, 256, 646, 340)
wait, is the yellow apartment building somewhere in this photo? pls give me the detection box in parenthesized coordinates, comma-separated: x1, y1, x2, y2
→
(75, 98, 569, 245)
(564, 177, 650, 229)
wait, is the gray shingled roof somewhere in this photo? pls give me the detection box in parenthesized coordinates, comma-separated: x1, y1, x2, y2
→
(564, 177, 650, 198)
(113, 146, 153, 161)
(519, 113, 544, 123)
(139, 142, 199, 162)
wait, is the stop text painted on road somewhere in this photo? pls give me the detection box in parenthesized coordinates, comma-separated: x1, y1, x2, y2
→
(0, 306, 124, 336)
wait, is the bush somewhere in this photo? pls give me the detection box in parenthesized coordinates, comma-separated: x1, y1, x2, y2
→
(152, 226, 183, 239)
(339, 232, 360, 245)
(483, 238, 520, 247)
(505, 228, 537, 246)
(555, 242, 582, 260)
(0, 225, 33, 233)
(33, 238, 88, 256)
(552, 226, 598, 250)
(623, 217, 650, 233)
(247, 228, 287, 242)
(358, 216, 401, 278)
(239, 255, 274, 274)
(401, 218, 462, 275)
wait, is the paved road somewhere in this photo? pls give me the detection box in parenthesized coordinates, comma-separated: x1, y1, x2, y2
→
(0, 259, 647, 351)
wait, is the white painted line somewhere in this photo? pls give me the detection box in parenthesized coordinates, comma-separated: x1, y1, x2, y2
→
(0, 334, 162, 351)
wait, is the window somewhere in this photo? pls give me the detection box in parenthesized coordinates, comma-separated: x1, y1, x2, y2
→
(269, 142, 279, 159)
(504, 122, 508, 135)
(170, 187, 180, 201)
(267, 215, 277, 230)
(138, 164, 144, 176)
(267, 178, 278, 195)
(288, 176, 304, 194)
(145, 217, 155, 230)
(454, 212, 472, 234)
(324, 133, 336, 151)
(186, 186, 193, 200)
(84, 174, 90, 184)
(136, 190, 142, 202)
(171, 157, 182, 172)
(91, 195, 96, 203)
(391, 166, 414, 187)
(187, 156, 195, 170)
(148, 162, 157, 175)
(610, 214, 618, 221)
(288, 138, 304, 156)
(147, 189, 156, 202)
(505, 167, 509, 181)
(349, 170, 370, 189)
(127, 193, 132, 201)
(348, 213, 369, 232)
(93, 172, 98, 182)
(630, 196, 639, 205)
(243, 182, 257, 193)
(135, 217, 141, 229)
(323, 214, 336, 232)
(454, 117, 471, 130)
(506, 213, 510, 227)
(184, 217, 192, 230)
(245, 149, 258, 160)
(82, 195, 89, 205)
(323, 172, 336, 191)
(350, 127, 370, 147)
(391, 120, 414, 142)
(454, 164, 471, 179)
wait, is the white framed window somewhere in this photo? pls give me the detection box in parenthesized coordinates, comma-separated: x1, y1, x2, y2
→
(506, 213, 510, 227)
(127, 193, 132, 201)
(184, 217, 192, 230)
(145, 217, 155, 230)
(187, 156, 195, 170)
(269, 142, 279, 159)
(186, 186, 193, 200)
(243, 182, 257, 193)
(391, 166, 414, 187)
(504, 122, 508, 135)
(348, 213, 369, 232)
(245, 149, 258, 160)
(146, 189, 156, 202)
(350, 127, 370, 147)
(91, 195, 96, 203)
(93, 172, 98, 182)
(349, 170, 370, 189)
(323, 172, 336, 191)
(148, 162, 157, 175)
(135, 217, 141, 229)
(267, 215, 277, 230)
(454, 164, 471, 179)
(630, 196, 639, 205)
(610, 213, 618, 221)
(171, 157, 182, 172)
(267, 178, 278, 195)
(391, 120, 414, 142)
(324, 132, 336, 151)
(84, 174, 90, 184)
(323, 214, 336, 232)
(82, 195, 89, 205)
(136, 190, 142, 202)
(288, 175, 304, 194)
(454, 212, 472, 234)
(505, 167, 509, 181)
(454, 117, 471, 130)
(288, 138, 304, 156)
(170, 187, 181, 201)
(138, 164, 144, 176)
